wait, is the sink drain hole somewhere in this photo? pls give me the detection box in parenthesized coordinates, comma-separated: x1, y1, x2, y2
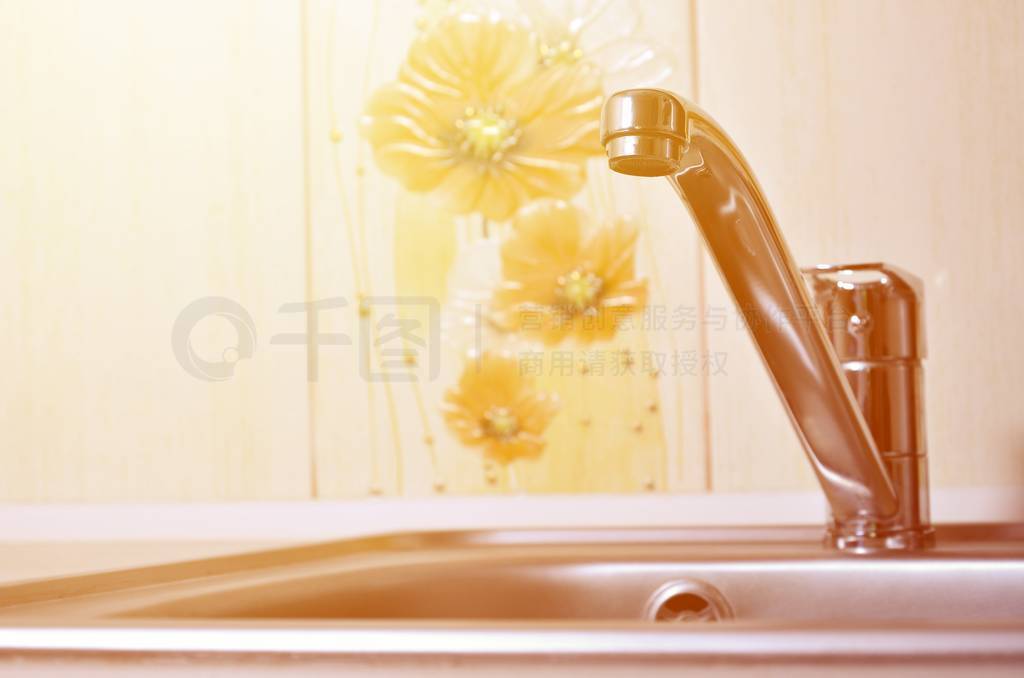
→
(645, 580, 733, 622)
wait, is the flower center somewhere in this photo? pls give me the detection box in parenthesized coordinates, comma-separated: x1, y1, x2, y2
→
(556, 268, 604, 313)
(455, 106, 521, 162)
(482, 406, 520, 441)
(539, 39, 584, 67)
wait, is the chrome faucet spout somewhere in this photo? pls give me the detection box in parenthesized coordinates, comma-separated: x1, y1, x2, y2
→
(601, 89, 902, 549)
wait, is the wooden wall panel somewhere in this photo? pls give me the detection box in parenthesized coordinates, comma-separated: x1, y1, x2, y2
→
(302, 0, 410, 498)
(608, 2, 708, 493)
(695, 0, 1024, 490)
(0, 0, 312, 500)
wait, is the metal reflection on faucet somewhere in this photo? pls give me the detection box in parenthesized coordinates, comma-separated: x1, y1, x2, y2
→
(601, 88, 907, 550)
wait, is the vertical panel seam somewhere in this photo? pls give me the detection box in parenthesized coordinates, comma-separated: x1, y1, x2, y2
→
(689, 0, 714, 493)
(299, 0, 318, 499)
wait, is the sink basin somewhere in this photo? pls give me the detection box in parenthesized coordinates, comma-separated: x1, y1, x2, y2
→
(1, 525, 1023, 675)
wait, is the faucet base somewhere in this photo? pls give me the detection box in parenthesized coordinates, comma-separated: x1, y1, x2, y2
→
(827, 524, 936, 553)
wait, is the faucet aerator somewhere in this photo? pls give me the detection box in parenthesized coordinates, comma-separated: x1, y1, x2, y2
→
(605, 135, 684, 177)
(602, 89, 690, 178)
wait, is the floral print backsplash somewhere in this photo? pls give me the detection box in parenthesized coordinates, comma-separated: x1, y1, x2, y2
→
(322, 0, 690, 495)
(362, 11, 604, 221)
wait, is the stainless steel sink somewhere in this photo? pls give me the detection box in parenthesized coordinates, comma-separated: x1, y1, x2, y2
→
(1, 525, 1023, 675)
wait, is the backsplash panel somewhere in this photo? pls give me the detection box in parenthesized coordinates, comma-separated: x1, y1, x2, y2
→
(1, 0, 1020, 500)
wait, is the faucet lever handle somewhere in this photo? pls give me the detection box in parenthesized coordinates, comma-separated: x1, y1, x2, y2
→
(803, 263, 925, 363)
(803, 262, 934, 550)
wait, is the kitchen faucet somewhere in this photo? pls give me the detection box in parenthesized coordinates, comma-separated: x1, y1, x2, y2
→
(601, 89, 932, 550)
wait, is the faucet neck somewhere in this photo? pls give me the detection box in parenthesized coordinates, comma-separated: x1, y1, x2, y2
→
(665, 104, 901, 539)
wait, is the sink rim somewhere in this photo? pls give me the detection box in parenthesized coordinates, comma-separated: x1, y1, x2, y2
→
(0, 522, 1023, 662)
(1, 523, 1023, 612)
(1, 619, 1024, 661)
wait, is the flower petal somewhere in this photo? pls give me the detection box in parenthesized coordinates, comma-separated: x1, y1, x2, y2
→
(434, 163, 489, 215)
(489, 436, 545, 464)
(502, 154, 590, 202)
(373, 143, 456, 192)
(582, 218, 641, 287)
(588, 38, 676, 90)
(507, 200, 583, 272)
(508, 60, 603, 127)
(405, 13, 537, 102)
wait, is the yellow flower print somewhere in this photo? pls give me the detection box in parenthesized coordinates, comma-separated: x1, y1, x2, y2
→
(492, 199, 647, 344)
(361, 12, 604, 221)
(443, 352, 559, 464)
